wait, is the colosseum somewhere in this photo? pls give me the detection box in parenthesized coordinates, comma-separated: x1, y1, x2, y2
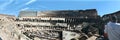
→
(0, 9, 102, 40)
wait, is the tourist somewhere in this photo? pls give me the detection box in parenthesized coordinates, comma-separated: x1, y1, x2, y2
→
(104, 15, 120, 40)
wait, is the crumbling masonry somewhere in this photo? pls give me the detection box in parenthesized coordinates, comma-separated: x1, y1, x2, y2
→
(0, 9, 104, 40)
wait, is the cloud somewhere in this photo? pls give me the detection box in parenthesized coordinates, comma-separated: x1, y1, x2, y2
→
(25, 0, 37, 5)
(20, 7, 29, 11)
(0, 0, 14, 10)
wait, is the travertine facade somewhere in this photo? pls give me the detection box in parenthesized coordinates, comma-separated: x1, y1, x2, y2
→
(0, 9, 101, 40)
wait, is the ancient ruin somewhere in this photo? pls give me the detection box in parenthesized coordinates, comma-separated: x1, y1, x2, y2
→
(0, 9, 103, 40)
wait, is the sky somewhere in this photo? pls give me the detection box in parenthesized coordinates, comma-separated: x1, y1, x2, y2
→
(0, 0, 120, 16)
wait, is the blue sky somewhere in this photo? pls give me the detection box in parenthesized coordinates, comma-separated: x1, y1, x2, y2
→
(0, 0, 120, 16)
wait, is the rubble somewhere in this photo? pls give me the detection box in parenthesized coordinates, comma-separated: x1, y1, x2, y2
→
(0, 9, 102, 40)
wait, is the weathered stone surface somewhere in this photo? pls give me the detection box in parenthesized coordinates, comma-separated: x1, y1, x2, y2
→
(0, 9, 101, 40)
